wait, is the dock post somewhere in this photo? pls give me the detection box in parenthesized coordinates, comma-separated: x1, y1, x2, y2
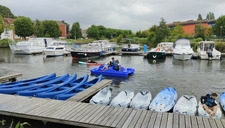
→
(144, 45, 147, 53)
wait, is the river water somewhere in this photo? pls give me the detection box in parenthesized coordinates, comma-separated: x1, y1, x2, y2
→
(1, 48, 225, 110)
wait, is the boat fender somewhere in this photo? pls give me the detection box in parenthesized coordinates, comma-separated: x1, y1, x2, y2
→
(156, 48, 160, 52)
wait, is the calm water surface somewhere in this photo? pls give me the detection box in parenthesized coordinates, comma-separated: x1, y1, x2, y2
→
(1, 48, 225, 106)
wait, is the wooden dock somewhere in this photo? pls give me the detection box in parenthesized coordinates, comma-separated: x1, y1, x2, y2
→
(0, 73, 22, 83)
(0, 93, 224, 128)
(0, 80, 224, 128)
(67, 80, 112, 102)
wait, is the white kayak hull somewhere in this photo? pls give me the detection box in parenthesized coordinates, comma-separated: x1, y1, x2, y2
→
(110, 90, 134, 108)
(198, 102, 222, 118)
(130, 90, 152, 110)
(173, 95, 197, 116)
(89, 87, 112, 105)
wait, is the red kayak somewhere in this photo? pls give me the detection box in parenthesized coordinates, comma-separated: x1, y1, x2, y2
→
(79, 61, 105, 66)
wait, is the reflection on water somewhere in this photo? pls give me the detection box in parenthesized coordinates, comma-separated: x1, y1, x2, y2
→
(172, 58, 193, 66)
(1, 48, 225, 118)
(147, 58, 166, 64)
(43, 56, 67, 63)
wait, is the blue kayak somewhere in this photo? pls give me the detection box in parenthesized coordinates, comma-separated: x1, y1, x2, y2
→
(36, 74, 89, 99)
(220, 92, 225, 111)
(16, 73, 76, 97)
(56, 75, 102, 100)
(149, 87, 177, 112)
(0, 73, 57, 94)
(90, 65, 135, 77)
(0, 73, 56, 88)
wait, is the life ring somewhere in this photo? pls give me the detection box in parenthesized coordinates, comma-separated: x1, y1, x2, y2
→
(156, 48, 160, 52)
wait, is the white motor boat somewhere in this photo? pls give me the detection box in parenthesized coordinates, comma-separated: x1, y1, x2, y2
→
(197, 41, 221, 60)
(157, 42, 173, 55)
(43, 41, 70, 57)
(9, 38, 54, 55)
(173, 39, 194, 60)
(89, 40, 115, 53)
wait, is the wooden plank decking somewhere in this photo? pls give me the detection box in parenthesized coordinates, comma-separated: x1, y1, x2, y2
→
(67, 80, 112, 102)
(0, 94, 224, 128)
(0, 73, 22, 82)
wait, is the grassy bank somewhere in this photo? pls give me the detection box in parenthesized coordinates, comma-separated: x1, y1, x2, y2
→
(0, 39, 11, 48)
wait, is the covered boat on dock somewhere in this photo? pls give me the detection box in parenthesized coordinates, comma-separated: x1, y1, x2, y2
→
(90, 65, 135, 77)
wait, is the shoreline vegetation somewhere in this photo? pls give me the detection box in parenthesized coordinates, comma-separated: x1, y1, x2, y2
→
(1, 38, 225, 52)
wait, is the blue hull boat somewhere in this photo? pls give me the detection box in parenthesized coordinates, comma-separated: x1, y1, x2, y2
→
(0, 73, 56, 88)
(0, 73, 57, 94)
(56, 75, 102, 100)
(36, 74, 89, 99)
(90, 65, 135, 77)
(149, 87, 177, 112)
(16, 73, 76, 96)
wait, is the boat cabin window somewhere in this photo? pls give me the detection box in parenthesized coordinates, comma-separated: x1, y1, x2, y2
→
(55, 48, 64, 50)
(46, 47, 54, 49)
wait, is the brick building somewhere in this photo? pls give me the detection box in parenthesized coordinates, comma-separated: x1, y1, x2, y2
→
(1, 18, 67, 39)
(166, 19, 216, 35)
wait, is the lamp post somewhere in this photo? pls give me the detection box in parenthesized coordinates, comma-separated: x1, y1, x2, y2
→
(220, 26, 223, 42)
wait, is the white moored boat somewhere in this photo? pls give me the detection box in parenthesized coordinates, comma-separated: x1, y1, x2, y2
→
(197, 41, 221, 60)
(43, 41, 70, 57)
(173, 39, 194, 60)
(157, 42, 173, 55)
(9, 38, 54, 55)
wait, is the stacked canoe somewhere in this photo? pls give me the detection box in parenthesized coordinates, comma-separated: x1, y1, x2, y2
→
(0, 73, 102, 100)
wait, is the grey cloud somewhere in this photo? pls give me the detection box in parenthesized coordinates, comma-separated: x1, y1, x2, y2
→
(1, 0, 225, 32)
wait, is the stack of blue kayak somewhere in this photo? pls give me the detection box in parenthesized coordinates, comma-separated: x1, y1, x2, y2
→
(90, 65, 135, 77)
(0, 73, 57, 94)
(0, 73, 103, 100)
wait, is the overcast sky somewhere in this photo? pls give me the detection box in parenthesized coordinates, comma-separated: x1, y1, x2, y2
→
(1, 0, 225, 32)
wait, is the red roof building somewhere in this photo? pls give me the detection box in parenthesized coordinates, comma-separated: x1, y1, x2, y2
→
(166, 19, 216, 35)
(2, 18, 67, 39)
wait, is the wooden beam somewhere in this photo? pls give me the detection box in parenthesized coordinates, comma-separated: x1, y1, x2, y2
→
(0, 73, 22, 82)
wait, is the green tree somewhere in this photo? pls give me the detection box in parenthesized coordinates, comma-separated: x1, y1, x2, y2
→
(157, 18, 170, 42)
(206, 27, 213, 40)
(97, 25, 107, 38)
(61, 20, 70, 38)
(0, 15, 4, 35)
(135, 30, 141, 37)
(168, 24, 185, 42)
(197, 14, 202, 20)
(117, 34, 123, 42)
(86, 25, 99, 39)
(195, 24, 207, 40)
(206, 12, 215, 20)
(213, 15, 225, 38)
(141, 30, 149, 38)
(42, 20, 61, 38)
(0, 5, 15, 18)
(70, 22, 82, 39)
(105, 29, 112, 39)
(34, 19, 44, 37)
(14, 16, 34, 39)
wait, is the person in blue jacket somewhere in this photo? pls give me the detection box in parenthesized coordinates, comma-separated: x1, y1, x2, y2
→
(201, 93, 218, 116)
(101, 57, 115, 71)
(113, 59, 121, 71)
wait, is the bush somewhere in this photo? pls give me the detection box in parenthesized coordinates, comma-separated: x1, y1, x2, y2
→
(215, 41, 225, 52)
(0, 39, 12, 47)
